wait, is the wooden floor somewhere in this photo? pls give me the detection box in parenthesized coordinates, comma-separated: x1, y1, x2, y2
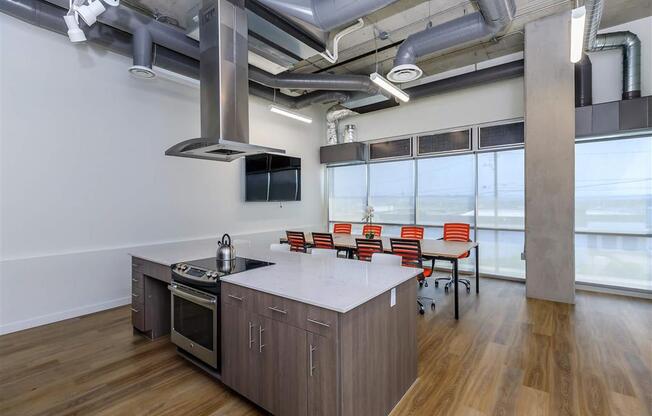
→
(1, 277, 650, 416)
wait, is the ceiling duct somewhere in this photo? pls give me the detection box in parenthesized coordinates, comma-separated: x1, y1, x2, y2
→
(388, 0, 516, 83)
(253, 0, 399, 31)
(165, 0, 284, 162)
(583, 0, 641, 99)
(249, 66, 382, 95)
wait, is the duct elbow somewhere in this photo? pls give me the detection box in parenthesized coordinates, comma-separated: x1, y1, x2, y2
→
(130, 26, 156, 78)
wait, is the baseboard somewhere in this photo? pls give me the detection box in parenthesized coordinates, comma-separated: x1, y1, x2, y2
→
(0, 296, 131, 336)
(576, 283, 652, 300)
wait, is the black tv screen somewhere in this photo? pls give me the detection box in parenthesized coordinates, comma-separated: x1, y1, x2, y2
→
(245, 154, 301, 202)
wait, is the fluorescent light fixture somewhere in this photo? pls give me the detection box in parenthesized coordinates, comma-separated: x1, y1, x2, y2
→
(370, 72, 409, 102)
(63, 14, 86, 43)
(570, 6, 586, 63)
(269, 104, 313, 124)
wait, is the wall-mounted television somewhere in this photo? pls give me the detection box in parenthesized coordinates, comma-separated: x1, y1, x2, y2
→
(245, 154, 301, 202)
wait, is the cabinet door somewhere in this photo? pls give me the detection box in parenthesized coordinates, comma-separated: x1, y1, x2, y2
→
(258, 316, 308, 416)
(222, 302, 259, 403)
(307, 332, 338, 416)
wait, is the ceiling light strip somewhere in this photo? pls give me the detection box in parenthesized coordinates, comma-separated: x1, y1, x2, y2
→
(370, 72, 410, 102)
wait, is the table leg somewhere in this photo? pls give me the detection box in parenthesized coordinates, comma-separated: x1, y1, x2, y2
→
(454, 259, 459, 320)
(475, 245, 480, 294)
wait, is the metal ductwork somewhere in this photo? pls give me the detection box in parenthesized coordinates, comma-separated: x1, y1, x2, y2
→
(249, 66, 381, 95)
(166, 0, 285, 162)
(0, 0, 353, 108)
(389, 0, 516, 83)
(130, 26, 155, 78)
(326, 105, 357, 144)
(253, 0, 399, 31)
(351, 59, 524, 113)
(583, 0, 641, 99)
(575, 55, 592, 107)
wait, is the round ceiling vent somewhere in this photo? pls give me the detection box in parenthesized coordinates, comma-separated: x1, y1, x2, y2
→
(129, 65, 156, 79)
(387, 64, 423, 83)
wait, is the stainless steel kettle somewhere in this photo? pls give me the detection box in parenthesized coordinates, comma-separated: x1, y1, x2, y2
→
(217, 234, 236, 261)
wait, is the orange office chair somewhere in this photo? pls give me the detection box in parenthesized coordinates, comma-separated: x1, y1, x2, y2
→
(400, 226, 424, 240)
(390, 238, 435, 314)
(362, 224, 382, 237)
(355, 238, 384, 261)
(286, 231, 307, 253)
(311, 232, 335, 249)
(333, 223, 352, 234)
(434, 223, 472, 293)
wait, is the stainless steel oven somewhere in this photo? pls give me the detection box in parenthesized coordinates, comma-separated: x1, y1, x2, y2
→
(169, 282, 220, 369)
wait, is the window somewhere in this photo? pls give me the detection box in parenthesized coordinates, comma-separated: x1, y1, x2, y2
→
(327, 165, 367, 222)
(368, 160, 415, 224)
(477, 149, 525, 229)
(417, 154, 475, 226)
(575, 137, 652, 290)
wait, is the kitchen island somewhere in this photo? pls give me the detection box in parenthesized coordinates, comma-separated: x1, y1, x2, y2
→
(129, 241, 420, 416)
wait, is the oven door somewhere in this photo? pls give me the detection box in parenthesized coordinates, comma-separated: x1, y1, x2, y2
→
(168, 283, 219, 369)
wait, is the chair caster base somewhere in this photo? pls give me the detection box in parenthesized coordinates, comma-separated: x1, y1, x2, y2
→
(434, 281, 439, 288)
(466, 287, 471, 293)
(419, 282, 424, 288)
(431, 303, 436, 311)
(424, 280, 428, 287)
(419, 308, 425, 315)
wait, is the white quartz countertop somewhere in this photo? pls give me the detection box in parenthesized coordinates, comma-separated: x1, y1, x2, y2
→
(129, 239, 421, 313)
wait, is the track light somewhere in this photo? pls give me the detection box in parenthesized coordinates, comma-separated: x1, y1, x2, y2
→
(63, 14, 86, 43)
(570, 6, 586, 63)
(269, 104, 313, 124)
(370, 72, 410, 102)
(77, 0, 106, 26)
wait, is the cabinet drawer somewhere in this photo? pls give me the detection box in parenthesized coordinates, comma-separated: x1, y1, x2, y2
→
(256, 291, 305, 329)
(305, 305, 338, 339)
(131, 257, 171, 284)
(222, 282, 256, 311)
(131, 301, 146, 331)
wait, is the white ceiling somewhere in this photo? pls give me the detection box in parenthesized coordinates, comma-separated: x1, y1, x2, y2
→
(123, 0, 651, 79)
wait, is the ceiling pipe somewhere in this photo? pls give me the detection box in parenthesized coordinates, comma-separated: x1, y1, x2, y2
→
(575, 54, 592, 107)
(129, 26, 155, 78)
(254, 0, 399, 31)
(0, 0, 345, 108)
(351, 59, 524, 113)
(583, 0, 640, 99)
(389, 0, 516, 83)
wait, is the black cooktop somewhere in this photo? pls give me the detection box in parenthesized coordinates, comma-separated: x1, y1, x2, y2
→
(171, 256, 273, 295)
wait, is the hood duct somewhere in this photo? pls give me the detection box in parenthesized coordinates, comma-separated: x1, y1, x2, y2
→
(583, 0, 641, 100)
(165, 0, 284, 162)
(254, 0, 399, 31)
(389, 0, 516, 83)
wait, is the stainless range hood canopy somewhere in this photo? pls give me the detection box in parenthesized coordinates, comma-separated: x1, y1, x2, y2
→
(166, 0, 285, 162)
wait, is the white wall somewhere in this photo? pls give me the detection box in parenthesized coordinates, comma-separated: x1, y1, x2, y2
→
(0, 14, 325, 334)
(345, 77, 525, 141)
(589, 16, 652, 104)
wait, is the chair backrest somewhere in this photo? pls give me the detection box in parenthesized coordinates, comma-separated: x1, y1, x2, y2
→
(443, 223, 471, 242)
(270, 243, 290, 252)
(362, 224, 383, 236)
(371, 252, 402, 266)
(286, 231, 307, 252)
(311, 248, 338, 257)
(311, 232, 335, 249)
(333, 223, 352, 234)
(355, 238, 384, 262)
(400, 226, 424, 240)
(390, 238, 423, 268)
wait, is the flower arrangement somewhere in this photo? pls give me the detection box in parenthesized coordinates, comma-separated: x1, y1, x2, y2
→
(362, 206, 375, 239)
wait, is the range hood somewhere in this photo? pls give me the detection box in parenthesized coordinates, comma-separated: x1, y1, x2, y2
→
(166, 0, 285, 162)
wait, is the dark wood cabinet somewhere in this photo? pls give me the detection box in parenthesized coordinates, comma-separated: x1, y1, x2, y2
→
(221, 280, 417, 416)
(131, 256, 171, 339)
(307, 332, 337, 416)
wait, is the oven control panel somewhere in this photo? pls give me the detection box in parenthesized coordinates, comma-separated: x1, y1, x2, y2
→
(172, 263, 219, 281)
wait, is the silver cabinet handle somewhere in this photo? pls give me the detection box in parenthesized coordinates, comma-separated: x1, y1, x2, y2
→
(248, 322, 254, 349)
(228, 294, 244, 302)
(267, 306, 287, 315)
(132, 293, 139, 298)
(168, 285, 216, 308)
(130, 307, 139, 313)
(259, 326, 265, 353)
(307, 318, 330, 328)
(132, 278, 139, 283)
(309, 344, 317, 376)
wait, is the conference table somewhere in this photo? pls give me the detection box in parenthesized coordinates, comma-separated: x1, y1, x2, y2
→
(280, 232, 479, 320)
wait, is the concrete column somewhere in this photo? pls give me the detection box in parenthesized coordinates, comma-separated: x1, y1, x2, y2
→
(524, 12, 575, 304)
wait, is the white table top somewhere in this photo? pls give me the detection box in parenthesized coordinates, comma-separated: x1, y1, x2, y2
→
(129, 239, 421, 313)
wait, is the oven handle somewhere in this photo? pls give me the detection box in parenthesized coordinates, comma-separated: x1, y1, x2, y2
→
(168, 285, 216, 309)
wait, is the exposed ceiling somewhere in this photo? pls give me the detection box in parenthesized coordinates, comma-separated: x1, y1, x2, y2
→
(124, 0, 651, 81)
